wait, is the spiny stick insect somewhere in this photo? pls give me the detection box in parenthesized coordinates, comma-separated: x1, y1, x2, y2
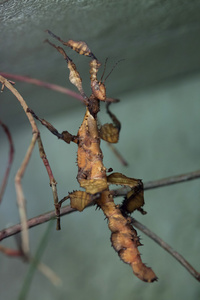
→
(27, 30, 157, 283)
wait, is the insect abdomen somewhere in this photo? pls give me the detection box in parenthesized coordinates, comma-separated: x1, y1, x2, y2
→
(97, 191, 158, 283)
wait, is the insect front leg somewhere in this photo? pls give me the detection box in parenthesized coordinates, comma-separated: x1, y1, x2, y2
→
(27, 108, 78, 144)
(44, 38, 89, 102)
(46, 30, 97, 60)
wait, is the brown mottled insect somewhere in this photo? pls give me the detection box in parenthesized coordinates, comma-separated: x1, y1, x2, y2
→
(27, 30, 157, 283)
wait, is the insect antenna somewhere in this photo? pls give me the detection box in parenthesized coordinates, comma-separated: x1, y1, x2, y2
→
(103, 59, 125, 83)
(100, 57, 108, 82)
(45, 30, 66, 45)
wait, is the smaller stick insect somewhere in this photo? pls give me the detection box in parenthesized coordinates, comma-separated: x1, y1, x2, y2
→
(27, 30, 157, 282)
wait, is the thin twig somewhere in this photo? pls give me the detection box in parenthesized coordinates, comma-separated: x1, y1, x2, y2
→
(0, 205, 74, 241)
(18, 220, 61, 300)
(1, 169, 200, 281)
(0, 121, 14, 203)
(1, 168, 200, 240)
(36, 261, 62, 286)
(0, 75, 40, 256)
(106, 143, 128, 166)
(0, 72, 84, 103)
(1, 74, 200, 282)
(144, 169, 200, 190)
(0, 239, 61, 286)
(36, 136, 61, 230)
(131, 218, 200, 282)
(0, 200, 199, 282)
(0, 75, 60, 253)
(0, 244, 22, 257)
(1, 72, 127, 166)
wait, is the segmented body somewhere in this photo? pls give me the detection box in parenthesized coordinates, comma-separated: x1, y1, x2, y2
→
(97, 191, 157, 282)
(76, 100, 157, 282)
(31, 31, 157, 283)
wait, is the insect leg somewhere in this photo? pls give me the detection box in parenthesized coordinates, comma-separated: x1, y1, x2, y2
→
(27, 108, 78, 144)
(45, 39, 88, 102)
(69, 191, 94, 212)
(46, 30, 97, 60)
(107, 172, 145, 214)
(100, 103, 121, 143)
(106, 102, 121, 131)
(57, 191, 97, 213)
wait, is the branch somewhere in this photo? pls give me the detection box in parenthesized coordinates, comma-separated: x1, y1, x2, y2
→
(0, 205, 74, 241)
(1, 200, 200, 282)
(0, 72, 84, 103)
(0, 75, 61, 254)
(144, 169, 200, 190)
(131, 219, 200, 282)
(1, 168, 200, 240)
(1, 73, 200, 282)
(1, 72, 128, 166)
(0, 121, 14, 203)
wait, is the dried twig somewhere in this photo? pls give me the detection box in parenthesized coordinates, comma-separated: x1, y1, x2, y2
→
(0, 235, 61, 287)
(0, 197, 199, 282)
(144, 169, 200, 190)
(1, 168, 200, 281)
(0, 75, 60, 254)
(0, 205, 74, 241)
(131, 219, 200, 282)
(1, 168, 200, 239)
(0, 72, 84, 103)
(1, 169, 200, 281)
(0, 244, 22, 257)
(0, 121, 14, 203)
(106, 142, 128, 166)
(0, 75, 40, 256)
(1, 66, 200, 281)
(0, 72, 128, 166)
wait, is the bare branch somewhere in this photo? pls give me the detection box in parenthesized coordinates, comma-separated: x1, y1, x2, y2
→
(106, 143, 128, 166)
(0, 244, 22, 257)
(1, 41, 200, 282)
(1, 168, 200, 240)
(0, 205, 74, 241)
(0, 75, 61, 253)
(0, 75, 40, 256)
(0, 72, 84, 103)
(144, 169, 200, 190)
(131, 218, 200, 282)
(0, 229, 61, 287)
(1, 201, 200, 282)
(0, 121, 14, 203)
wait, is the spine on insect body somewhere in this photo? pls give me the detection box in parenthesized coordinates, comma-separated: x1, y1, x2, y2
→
(97, 191, 158, 283)
(76, 106, 108, 194)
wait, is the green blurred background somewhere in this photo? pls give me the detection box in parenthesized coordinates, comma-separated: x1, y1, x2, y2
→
(1, 1, 200, 299)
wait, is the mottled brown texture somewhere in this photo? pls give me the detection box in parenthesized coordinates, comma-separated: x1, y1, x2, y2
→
(31, 32, 157, 282)
(97, 191, 157, 282)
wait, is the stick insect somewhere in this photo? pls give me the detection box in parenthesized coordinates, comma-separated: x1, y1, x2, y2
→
(26, 31, 157, 282)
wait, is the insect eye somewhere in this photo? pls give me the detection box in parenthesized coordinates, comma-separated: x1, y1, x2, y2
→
(91, 81, 106, 101)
